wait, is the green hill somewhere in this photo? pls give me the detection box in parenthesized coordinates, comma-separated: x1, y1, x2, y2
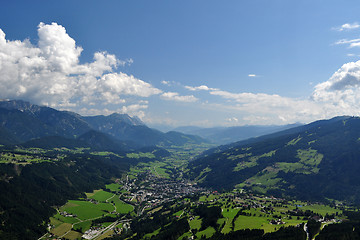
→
(188, 116, 360, 204)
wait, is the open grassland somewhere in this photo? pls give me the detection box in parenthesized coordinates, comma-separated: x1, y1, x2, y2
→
(60, 200, 114, 220)
(85, 189, 102, 198)
(87, 189, 114, 202)
(49, 217, 63, 228)
(112, 196, 134, 214)
(73, 220, 92, 233)
(50, 222, 72, 236)
(189, 216, 202, 230)
(199, 194, 217, 202)
(53, 213, 79, 224)
(106, 183, 122, 192)
(63, 230, 82, 240)
(299, 203, 340, 216)
(129, 161, 171, 179)
(97, 229, 115, 240)
(126, 152, 155, 159)
(196, 227, 216, 238)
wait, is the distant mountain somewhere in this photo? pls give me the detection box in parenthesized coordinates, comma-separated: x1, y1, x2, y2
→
(0, 100, 92, 142)
(82, 112, 207, 147)
(173, 124, 302, 145)
(164, 131, 208, 146)
(0, 99, 207, 149)
(187, 116, 360, 204)
(82, 112, 144, 128)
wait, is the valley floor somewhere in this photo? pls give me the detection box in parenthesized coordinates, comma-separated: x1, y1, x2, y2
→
(40, 155, 349, 240)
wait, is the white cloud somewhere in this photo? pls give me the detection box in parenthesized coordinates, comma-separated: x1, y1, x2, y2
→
(333, 38, 360, 48)
(333, 22, 360, 31)
(160, 92, 198, 102)
(248, 74, 257, 77)
(121, 103, 148, 113)
(185, 85, 218, 91)
(0, 22, 161, 115)
(161, 80, 170, 86)
(191, 76, 360, 125)
(311, 61, 360, 116)
(334, 38, 360, 45)
(226, 117, 238, 123)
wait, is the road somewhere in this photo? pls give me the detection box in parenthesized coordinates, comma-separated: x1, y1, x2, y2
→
(304, 223, 310, 240)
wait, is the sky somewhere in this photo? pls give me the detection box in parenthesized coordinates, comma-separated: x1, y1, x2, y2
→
(1, 1, 360, 129)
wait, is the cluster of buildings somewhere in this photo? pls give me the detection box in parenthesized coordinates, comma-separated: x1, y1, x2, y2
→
(119, 170, 205, 213)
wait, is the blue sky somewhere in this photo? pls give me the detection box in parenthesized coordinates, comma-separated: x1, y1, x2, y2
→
(1, 1, 360, 128)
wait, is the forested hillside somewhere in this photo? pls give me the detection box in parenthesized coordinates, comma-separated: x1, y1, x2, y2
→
(188, 116, 360, 204)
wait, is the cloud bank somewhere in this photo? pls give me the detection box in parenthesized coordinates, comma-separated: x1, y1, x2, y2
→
(0, 22, 161, 116)
(185, 63, 360, 125)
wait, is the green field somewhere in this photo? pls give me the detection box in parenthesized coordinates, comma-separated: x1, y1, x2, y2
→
(49, 184, 135, 239)
(129, 161, 171, 179)
(189, 216, 202, 230)
(106, 183, 122, 192)
(299, 204, 340, 216)
(73, 220, 92, 233)
(112, 196, 134, 214)
(87, 189, 114, 202)
(63, 230, 83, 240)
(221, 208, 240, 233)
(50, 222, 72, 236)
(53, 213, 79, 224)
(196, 227, 216, 238)
(60, 200, 114, 220)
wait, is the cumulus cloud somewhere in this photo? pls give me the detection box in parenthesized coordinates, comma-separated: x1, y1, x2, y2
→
(160, 92, 198, 102)
(311, 60, 360, 114)
(333, 22, 360, 31)
(0, 22, 161, 115)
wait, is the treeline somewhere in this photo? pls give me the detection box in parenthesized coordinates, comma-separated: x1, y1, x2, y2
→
(194, 205, 222, 230)
(0, 152, 129, 239)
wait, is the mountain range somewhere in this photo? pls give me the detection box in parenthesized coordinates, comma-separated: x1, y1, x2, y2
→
(0, 99, 207, 150)
(188, 116, 360, 204)
(173, 124, 302, 145)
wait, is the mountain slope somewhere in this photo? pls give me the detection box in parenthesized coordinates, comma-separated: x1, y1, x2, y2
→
(82, 113, 207, 147)
(0, 100, 92, 142)
(21, 130, 138, 152)
(188, 116, 360, 203)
